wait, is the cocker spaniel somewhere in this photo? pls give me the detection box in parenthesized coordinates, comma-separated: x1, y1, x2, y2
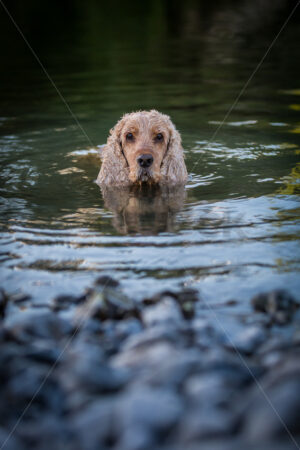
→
(97, 110, 187, 186)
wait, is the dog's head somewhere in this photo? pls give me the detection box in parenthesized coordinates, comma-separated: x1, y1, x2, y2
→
(99, 110, 186, 186)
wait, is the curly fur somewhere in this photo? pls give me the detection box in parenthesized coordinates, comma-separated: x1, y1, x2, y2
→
(96, 110, 187, 186)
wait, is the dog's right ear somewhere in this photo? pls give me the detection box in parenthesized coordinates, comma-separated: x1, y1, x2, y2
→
(96, 117, 130, 186)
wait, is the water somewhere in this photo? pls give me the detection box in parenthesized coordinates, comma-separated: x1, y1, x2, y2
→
(0, 1, 299, 309)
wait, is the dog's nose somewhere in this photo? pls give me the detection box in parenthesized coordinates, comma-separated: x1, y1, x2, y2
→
(137, 154, 153, 168)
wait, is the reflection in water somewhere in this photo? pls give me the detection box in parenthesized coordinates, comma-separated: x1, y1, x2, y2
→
(100, 184, 186, 235)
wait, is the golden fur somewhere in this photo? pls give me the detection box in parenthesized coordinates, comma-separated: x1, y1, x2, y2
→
(97, 110, 187, 186)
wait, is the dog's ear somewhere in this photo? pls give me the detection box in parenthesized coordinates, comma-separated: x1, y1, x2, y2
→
(96, 117, 130, 186)
(161, 124, 188, 184)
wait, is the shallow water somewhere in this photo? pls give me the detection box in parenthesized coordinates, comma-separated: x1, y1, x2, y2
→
(0, 1, 299, 308)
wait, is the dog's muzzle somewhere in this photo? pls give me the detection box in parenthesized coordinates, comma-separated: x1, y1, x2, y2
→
(137, 168, 153, 182)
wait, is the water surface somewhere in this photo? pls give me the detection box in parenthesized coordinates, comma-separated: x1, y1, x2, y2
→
(0, 1, 299, 308)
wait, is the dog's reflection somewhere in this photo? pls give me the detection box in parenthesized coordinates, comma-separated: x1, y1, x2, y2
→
(101, 184, 186, 234)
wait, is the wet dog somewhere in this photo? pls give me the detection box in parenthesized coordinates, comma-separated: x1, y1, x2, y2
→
(97, 110, 187, 186)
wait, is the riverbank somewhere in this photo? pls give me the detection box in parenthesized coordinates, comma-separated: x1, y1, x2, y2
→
(0, 280, 299, 450)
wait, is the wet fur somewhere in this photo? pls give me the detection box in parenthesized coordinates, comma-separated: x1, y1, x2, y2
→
(97, 110, 187, 186)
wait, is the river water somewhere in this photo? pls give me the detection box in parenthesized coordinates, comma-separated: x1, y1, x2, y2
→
(0, 1, 299, 309)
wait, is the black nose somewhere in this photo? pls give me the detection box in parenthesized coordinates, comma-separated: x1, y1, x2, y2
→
(137, 154, 153, 168)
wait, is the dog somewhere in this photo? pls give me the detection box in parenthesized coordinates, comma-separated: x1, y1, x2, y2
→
(97, 110, 187, 186)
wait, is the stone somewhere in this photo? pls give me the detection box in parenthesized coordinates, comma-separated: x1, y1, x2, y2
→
(0, 428, 25, 450)
(0, 290, 7, 319)
(225, 325, 268, 355)
(71, 399, 115, 450)
(243, 377, 300, 441)
(251, 290, 298, 324)
(60, 339, 129, 394)
(115, 387, 183, 437)
(184, 372, 237, 408)
(142, 296, 183, 327)
(75, 281, 139, 322)
(177, 407, 237, 442)
(140, 348, 203, 389)
(4, 310, 73, 343)
(52, 294, 86, 311)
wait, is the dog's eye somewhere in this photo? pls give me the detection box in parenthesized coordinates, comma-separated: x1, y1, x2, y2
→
(126, 132, 134, 141)
(155, 133, 163, 141)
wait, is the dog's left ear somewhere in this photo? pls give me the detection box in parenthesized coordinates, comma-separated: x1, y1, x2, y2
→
(161, 125, 188, 184)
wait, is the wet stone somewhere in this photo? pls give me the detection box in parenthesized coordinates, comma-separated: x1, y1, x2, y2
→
(121, 322, 191, 352)
(243, 377, 300, 441)
(95, 275, 120, 288)
(17, 415, 72, 450)
(0, 290, 8, 319)
(142, 296, 183, 327)
(139, 348, 203, 389)
(4, 310, 73, 343)
(114, 387, 183, 438)
(75, 279, 139, 322)
(70, 398, 116, 450)
(251, 290, 299, 324)
(225, 325, 268, 355)
(0, 428, 25, 450)
(192, 317, 227, 348)
(60, 339, 129, 395)
(177, 407, 237, 443)
(112, 340, 178, 372)
(52, 293, 86, 311)
(184, 372, 237, 408)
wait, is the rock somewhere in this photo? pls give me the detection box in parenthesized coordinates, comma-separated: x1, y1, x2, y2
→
(115, 387, 183, 439)
(4, 310, 73, 343)
(192, 318, 227, 348)
(142, 296, 183, 327)
(71, 399, 115, 450)
(17, 415, 71, 450)
(2, 362, 65, 425)
(60, 338, 129, 395)
(112, 340, 178, 371)
(143, 288, 198, 320)
(177, 407, 237, 442)
(243, 377, 300, 441)
(201, 348, 259, 387)
(140, 348, 203, 389)
(0, 290, 8, 319)
(251, 290, 299, 324)
(52, 294, 86, 311)
(175, 288, 199, 319)
(120, 323, 189, 352)
(115, 426, 154, 450)
(95, 275, 120, 288)
(225, 325, 268, 355)
(74, 279, 139, 322)
(0, 428, 25, 450)
(184, 372, 237, 408)
(114, 317, 143, 341)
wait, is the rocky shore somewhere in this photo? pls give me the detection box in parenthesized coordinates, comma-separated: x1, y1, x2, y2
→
(0, 279, 299, 450)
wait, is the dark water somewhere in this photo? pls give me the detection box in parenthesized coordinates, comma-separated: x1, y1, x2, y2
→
(0, 0, 299, 308)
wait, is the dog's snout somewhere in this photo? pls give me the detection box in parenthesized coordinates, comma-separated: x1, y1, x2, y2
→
(137, 154, 153, 168)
